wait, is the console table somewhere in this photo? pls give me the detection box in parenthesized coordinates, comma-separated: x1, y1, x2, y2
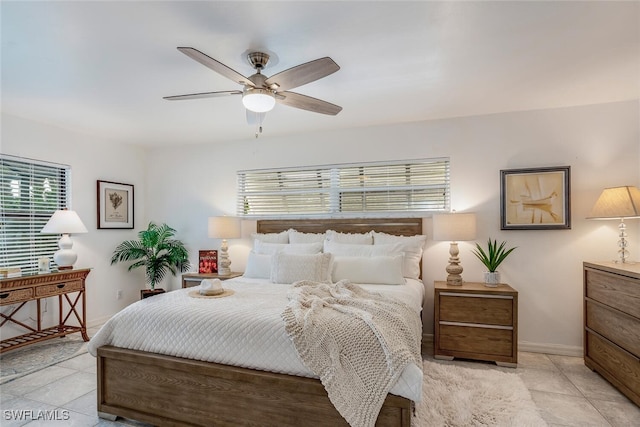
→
(0, 268, 90, 353)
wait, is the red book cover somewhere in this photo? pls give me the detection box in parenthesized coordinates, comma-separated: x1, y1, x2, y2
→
(198, 250, 218, 274)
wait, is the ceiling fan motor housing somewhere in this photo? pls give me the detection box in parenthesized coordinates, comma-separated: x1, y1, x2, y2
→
(247, 52, 270, 70)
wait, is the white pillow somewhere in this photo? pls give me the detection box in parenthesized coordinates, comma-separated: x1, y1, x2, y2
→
(288, 229, 326, 244)
(254, 241, 323, 255)
(324, 240, 423, 279)
(270, 252, 333, 284)
(243, 251, 271, 279)
(332, 255, 405, 285)
(251, 231, 289, 243)
(372, 232, 426, 280)
(372, 231, 427, 247)
(325, 230, 373, 244)
(324, 241, 400, 257)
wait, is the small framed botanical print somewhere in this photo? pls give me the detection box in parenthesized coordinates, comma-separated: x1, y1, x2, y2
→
(97, 180, 134, 229)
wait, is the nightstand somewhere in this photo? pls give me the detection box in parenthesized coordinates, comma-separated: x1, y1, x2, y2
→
(182, 272, 243, 288)
(434, 281, 518, 367)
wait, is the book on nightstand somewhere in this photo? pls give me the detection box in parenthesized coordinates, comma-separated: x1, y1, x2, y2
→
(198, 250, 218, 274)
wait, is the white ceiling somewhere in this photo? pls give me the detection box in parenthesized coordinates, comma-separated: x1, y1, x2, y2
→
(2, 1, 638, 147)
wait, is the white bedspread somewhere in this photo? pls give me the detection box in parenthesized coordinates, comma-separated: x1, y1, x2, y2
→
(88, 277, 424, 402)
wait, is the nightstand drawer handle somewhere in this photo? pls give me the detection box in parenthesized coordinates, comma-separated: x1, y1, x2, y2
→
(57, 284, 65, 289)
(440, 321, 513, 330)
(0, 293, 8, 299)
(440, 292, 513, 300)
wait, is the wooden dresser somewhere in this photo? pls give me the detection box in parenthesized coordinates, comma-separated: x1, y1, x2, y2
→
(0, 268, 91, 353)
(583, 261, 640, 406)
(434, 281, 518, 367)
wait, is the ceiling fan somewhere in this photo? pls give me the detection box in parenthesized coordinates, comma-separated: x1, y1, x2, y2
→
(164, 47, 342, 136)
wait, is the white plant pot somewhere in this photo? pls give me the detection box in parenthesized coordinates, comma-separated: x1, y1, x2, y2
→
(483, 271, 500, 287)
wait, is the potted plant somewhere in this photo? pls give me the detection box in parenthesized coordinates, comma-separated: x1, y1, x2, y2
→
(472, 238, 517, 287)
(111, 222, 191, 291)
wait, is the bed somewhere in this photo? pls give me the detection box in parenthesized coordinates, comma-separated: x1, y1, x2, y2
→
(91, 218, 425, 427)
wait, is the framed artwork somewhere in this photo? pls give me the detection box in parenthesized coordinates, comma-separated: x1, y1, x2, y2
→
(97, 180, 134, 229)
(500, 166, 571, 230)
(198, 250, 218, 274)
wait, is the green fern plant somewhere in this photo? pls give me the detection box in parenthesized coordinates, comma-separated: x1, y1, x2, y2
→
(111, 222, 191, 289)
(472, 239, 517, 272)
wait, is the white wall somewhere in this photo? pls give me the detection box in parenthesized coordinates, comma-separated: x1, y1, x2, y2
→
(146, 100, 640, 355)
(1, 113, 148, 334)
(2, 100, 639, 354)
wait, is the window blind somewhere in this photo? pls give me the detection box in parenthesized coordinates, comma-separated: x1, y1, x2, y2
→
(237, 158, 450, 218)
(0, 155, 70, 274)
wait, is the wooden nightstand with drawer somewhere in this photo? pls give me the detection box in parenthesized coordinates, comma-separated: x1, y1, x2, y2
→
(434, 281, 518, 367)
(182, 272, 243, 288)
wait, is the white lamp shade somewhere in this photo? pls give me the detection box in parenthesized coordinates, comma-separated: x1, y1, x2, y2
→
(242, 89, 276, 113)
(208, 216, 241, 239)
(432, 213, 477, 242)
(587, 186, 640, 220)
(41, 210, 88, 234)
(40, 209, 87, 269)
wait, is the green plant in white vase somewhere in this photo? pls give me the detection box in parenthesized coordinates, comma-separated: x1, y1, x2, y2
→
(472, 239, 517, 287)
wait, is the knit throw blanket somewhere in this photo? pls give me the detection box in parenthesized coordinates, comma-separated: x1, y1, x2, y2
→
(282, 280, 423, 427)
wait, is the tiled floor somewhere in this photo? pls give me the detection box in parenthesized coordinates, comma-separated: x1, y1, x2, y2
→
(1, 330, 638, 426)
(419, 343, 640, 427)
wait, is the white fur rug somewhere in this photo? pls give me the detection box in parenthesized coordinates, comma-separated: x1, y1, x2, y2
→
(414, 360, 547, 427)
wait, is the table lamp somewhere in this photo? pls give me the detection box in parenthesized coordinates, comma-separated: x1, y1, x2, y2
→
(587, 186, 640, 263)
(40, 209, 88, 270)
(433, 212, 477, 285)
(208, 216, 241, 275)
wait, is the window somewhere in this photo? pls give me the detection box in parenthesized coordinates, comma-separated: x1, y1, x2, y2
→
(0, 155, 71, 274)
(237, 158, 450, 218)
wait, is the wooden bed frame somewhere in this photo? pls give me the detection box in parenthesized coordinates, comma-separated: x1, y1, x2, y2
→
(97, 218, 422, 427)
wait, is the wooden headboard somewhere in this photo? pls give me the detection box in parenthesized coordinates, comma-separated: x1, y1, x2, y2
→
(256, 218, 422, 236)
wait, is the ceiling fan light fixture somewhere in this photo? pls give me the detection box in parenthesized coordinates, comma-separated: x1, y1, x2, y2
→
(242, 88, 276, 113)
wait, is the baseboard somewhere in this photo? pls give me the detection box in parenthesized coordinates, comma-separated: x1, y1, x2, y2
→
(88, 315, 112, 329)
(424, 333, 582, 357)
(518, 341, 582, 357)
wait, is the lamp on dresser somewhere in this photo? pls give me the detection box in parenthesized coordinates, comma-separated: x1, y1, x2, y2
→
(587, 185, 640, 263)
(208, 216, 241, 276)
(432, 212, 477, 285)
(40, 209, 88, 270)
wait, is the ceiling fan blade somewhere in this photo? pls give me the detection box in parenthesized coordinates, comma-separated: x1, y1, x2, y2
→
(265, 57, 339, 92)
(163, 90, 242, 101)
(177, 47, 255, 87)
(277, 91, 342, 115)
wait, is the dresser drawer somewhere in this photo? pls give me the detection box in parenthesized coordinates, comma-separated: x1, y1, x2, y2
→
(439, 293, 513, 326)
(586, 300, 640, 357)
(585, 269, 640, 319)
(586, 331, 640, 403)
(439, 324, 513, 357)
(0, 288, 34, 304)
(35, 280, 84, 298)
